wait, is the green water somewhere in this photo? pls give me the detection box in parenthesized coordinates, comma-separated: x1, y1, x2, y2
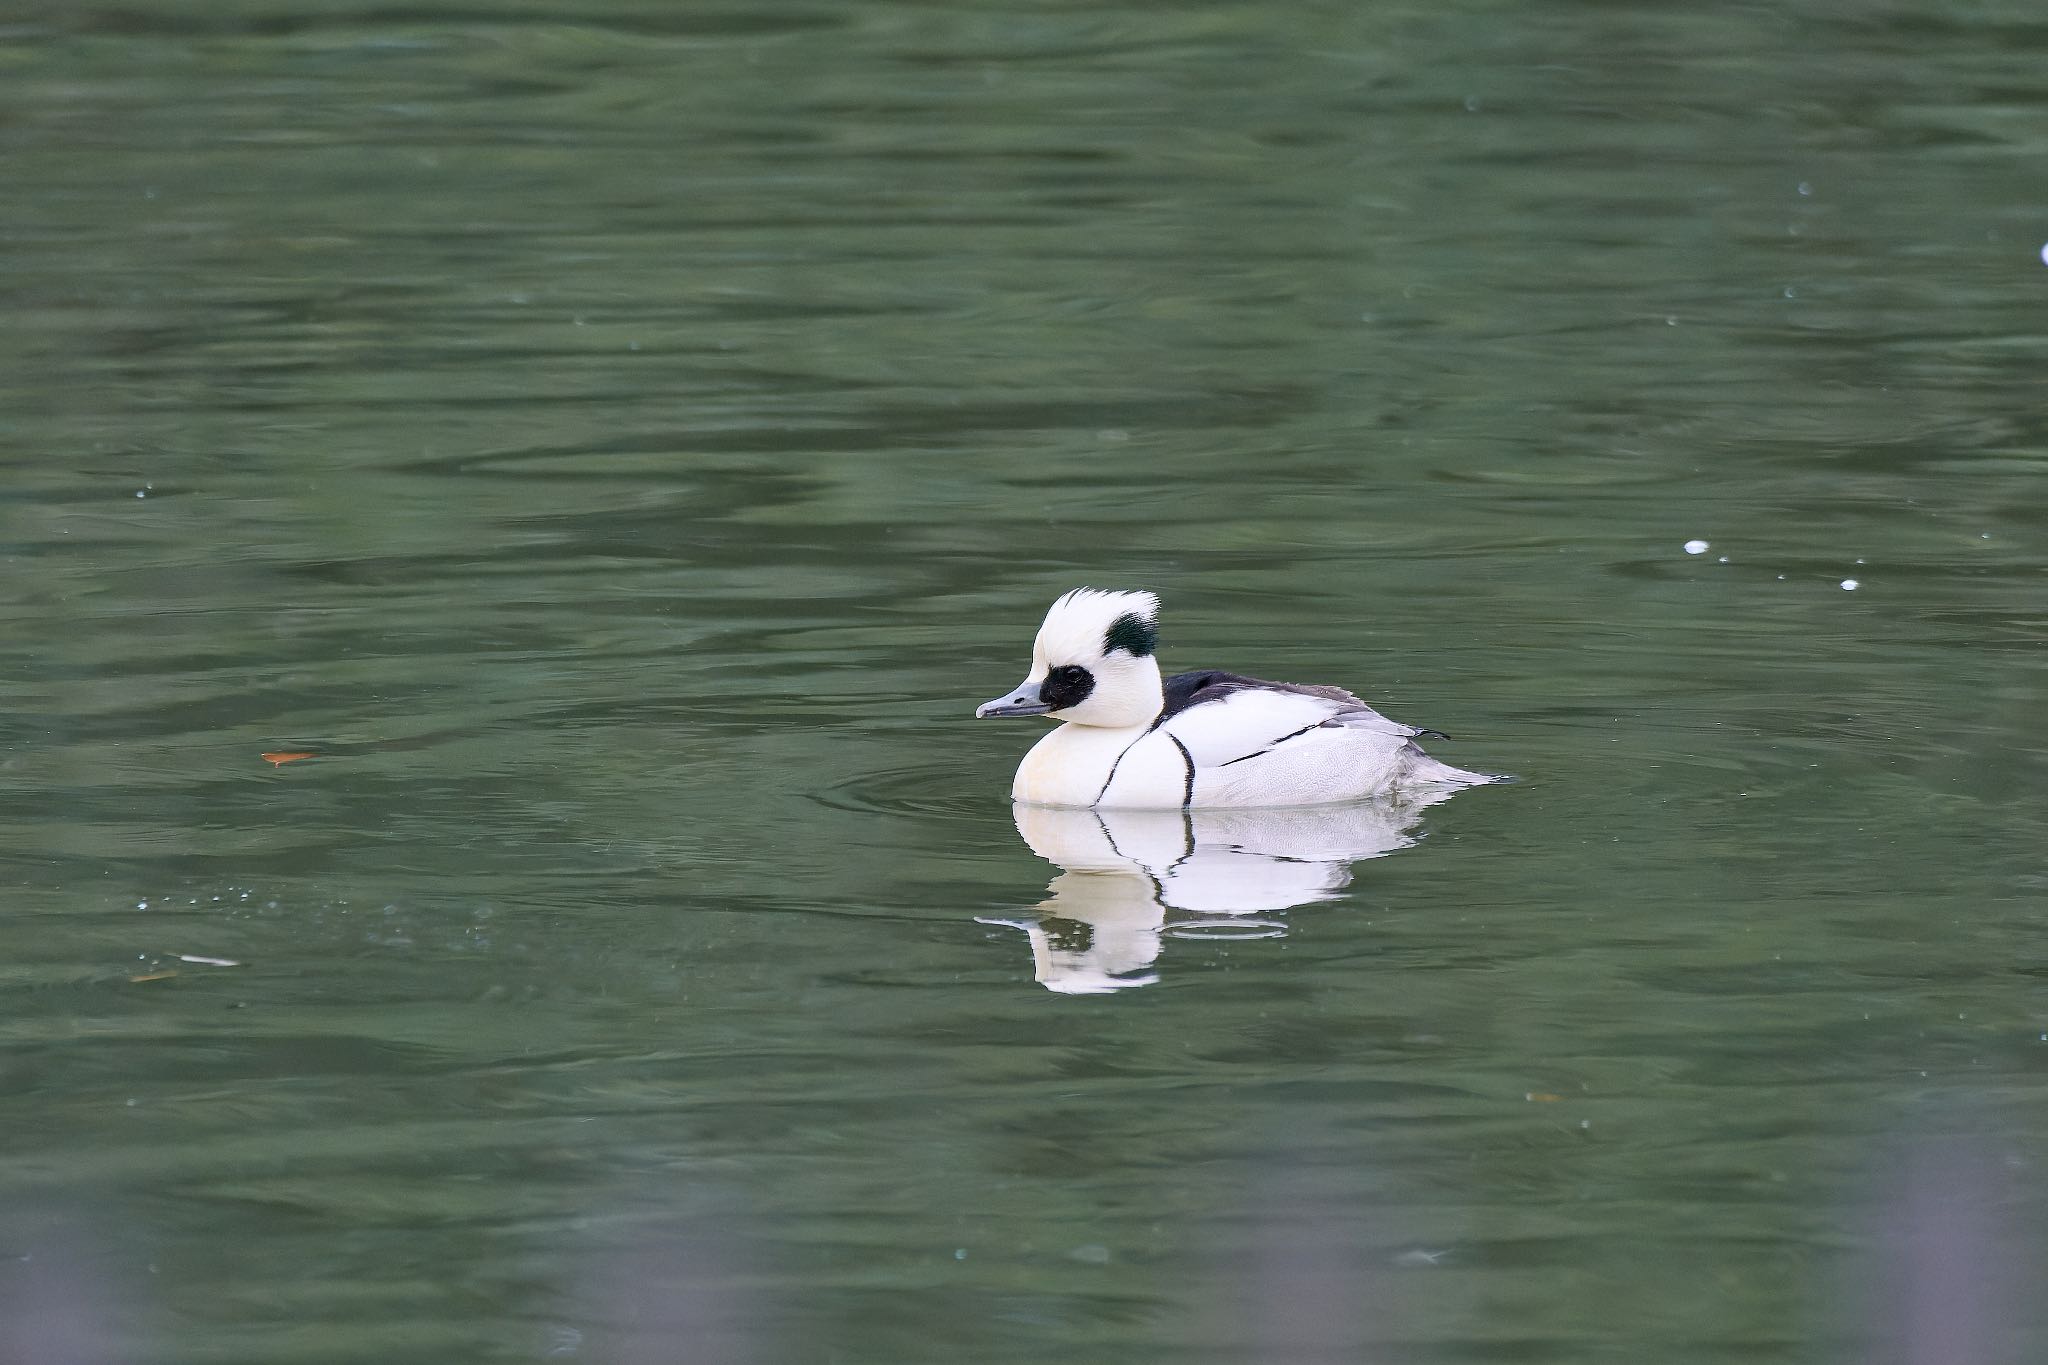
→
(3, 2, 2045, 1361)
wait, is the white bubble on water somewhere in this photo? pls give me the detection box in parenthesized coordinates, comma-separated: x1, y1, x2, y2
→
(1841, 579, 1860, 591)
(2040, 241, 2048, 267)
(1683, 539, 1709, 555)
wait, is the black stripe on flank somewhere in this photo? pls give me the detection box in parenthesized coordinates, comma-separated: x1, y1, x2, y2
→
(1217, 721, 1322, 766)
(1166, 733, 1195, 808)
(1093, 734, 1146, 805)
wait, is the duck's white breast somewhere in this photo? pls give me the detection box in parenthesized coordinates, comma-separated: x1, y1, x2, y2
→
(1013, 724, 1188, 808)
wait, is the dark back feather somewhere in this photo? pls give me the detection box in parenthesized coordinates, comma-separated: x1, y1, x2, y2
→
(1155, 670, 1370, 726)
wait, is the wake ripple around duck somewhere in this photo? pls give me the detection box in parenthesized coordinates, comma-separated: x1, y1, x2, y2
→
(1164, 918, 1289, 941)
(810, 762, 989, 823)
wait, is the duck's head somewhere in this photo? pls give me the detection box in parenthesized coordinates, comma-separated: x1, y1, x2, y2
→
(975, 588, 1164, 728)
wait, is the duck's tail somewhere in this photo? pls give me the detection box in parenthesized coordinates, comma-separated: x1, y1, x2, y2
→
(1402, 743, 1509, 788)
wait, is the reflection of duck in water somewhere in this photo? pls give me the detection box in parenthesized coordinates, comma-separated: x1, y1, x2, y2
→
(981, 797, 1458, 993)
(975, 589, 1498, 808)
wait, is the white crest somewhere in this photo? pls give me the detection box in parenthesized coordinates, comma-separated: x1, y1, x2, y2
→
(1033, 587, 1160, 668)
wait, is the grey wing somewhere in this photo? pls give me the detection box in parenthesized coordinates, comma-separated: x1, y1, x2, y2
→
(1320, 695, 1444, 740)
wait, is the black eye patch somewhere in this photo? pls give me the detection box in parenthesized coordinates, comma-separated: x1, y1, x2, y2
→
(1038, 664, 1096, 711)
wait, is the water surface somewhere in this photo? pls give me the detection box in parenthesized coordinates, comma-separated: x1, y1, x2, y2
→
(3, 2, 2045, 1361)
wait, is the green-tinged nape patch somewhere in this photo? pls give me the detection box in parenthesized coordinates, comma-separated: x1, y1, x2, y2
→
(1102, 611, 1157, 658)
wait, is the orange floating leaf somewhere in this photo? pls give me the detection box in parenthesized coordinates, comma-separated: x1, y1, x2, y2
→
(262, 751, 317, 766)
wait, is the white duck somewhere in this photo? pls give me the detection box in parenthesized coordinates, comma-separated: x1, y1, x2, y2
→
(974, 588, 1496, 808)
